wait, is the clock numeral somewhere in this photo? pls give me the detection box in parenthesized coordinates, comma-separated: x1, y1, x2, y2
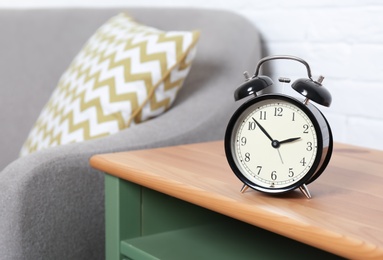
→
(274, 107, 283, 117)
(248, 121, 256, 130)
(256, 166, 262, 175)
(303, 124, 309, 134)
(244, 152, 251, 162)
(306, 142, 313, 151)
(300, 157, 306, 166)
(292, 112, 295, 121)
(240, 137, 247, 146)
(288, 168, 294, 177)
(259, 111, 267, 120)
(271, 171, 277, 180)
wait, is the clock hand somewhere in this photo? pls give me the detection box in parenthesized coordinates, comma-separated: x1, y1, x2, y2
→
(252, 118, 273, 142)
(277, 148, 284, 164)
(279, 137, 301, 145)
(251, 117, 286, 165)
(252, 118, 283, 149)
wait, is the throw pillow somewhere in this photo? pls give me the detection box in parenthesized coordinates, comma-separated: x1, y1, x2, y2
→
(20, 13, 200, 156)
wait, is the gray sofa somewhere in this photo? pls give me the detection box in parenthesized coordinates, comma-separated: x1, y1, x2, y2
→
(0, 8, 261, 259)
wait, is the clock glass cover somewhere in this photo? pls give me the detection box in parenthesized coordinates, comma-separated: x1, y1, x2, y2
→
(226, 95, 326, 193)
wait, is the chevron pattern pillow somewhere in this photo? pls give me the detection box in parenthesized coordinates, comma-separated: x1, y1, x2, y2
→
(20, 13, 199, 156)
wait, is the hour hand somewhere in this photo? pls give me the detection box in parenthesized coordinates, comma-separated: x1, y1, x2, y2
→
(279, 137, 301, 145)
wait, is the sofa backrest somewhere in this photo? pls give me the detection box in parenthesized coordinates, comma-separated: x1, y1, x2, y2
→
(0, 8, 261, 169)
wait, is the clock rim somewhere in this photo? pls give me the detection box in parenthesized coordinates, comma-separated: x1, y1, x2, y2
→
(224, 93, 327, 194)
(305, 109, 333, 185)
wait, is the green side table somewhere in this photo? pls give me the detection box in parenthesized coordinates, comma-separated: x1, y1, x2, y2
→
(90, 141, 383, 260)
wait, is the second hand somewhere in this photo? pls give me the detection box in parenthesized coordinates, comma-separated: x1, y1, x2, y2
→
(277, 148, 284, 164)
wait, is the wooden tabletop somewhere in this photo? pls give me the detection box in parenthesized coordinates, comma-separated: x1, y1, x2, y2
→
(90, 141, 383, 260)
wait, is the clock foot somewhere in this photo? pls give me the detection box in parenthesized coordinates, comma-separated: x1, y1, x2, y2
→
(299, 184, 312, 199)
(240, 184, 250, 193)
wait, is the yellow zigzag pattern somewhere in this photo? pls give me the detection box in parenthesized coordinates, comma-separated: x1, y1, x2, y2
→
(20, 13, 199, 155)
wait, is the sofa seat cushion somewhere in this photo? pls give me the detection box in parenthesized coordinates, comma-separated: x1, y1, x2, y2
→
(20, 13, 199, 156)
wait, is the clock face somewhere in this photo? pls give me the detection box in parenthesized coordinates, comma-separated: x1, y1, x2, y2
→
(225, 95, 324, 193)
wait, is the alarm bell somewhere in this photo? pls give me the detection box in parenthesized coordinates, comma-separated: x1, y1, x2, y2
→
(233, 55, 332, 107)
(234, 75, 272, 101)
(292, 76, 332, 107)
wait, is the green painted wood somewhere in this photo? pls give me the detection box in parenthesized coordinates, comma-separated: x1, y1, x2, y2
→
(121, 219, 344, 260)
(141, 187, 224, 236)
(105, 175, 142, 260)
(105, 178, 344, 259)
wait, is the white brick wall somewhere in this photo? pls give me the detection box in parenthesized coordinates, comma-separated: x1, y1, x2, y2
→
(2, 0, 383, 150)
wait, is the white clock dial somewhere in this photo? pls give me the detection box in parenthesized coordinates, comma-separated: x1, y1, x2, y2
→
(231, 98, 318, 189)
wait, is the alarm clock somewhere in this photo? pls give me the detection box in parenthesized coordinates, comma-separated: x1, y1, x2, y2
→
(224, 55, 333, 199)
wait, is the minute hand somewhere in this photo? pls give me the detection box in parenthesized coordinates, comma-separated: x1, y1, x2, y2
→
(279, 137, 301, 145)
(252, 118, 273, 142)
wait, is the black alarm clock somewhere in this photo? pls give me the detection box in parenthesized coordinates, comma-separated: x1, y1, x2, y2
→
(224, 55, 333, 199)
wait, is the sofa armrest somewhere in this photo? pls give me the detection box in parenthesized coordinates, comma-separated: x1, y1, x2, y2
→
(0, 89, 234, 259)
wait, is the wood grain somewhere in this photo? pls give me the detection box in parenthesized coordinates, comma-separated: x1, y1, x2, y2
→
(90, 141, 383, 260)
